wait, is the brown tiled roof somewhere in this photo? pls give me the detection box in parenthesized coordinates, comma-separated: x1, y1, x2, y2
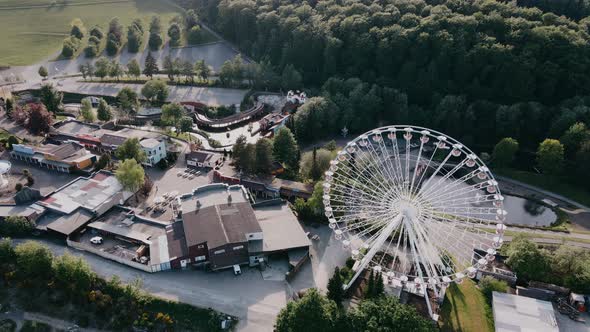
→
(186, 151, 214, 163)
(181, 202, 261, 249)
(49, 143, 83, 160)
(100, 133, 127, 147)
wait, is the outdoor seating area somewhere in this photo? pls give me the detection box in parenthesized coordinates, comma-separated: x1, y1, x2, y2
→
(143, 190, 180, 218)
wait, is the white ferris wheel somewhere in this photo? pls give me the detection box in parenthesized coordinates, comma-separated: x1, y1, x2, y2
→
(323, 125, 508, 300)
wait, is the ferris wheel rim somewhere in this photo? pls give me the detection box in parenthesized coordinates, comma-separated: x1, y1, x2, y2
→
(323, 125, 507, 285)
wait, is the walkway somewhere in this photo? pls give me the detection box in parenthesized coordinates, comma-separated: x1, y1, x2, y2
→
(497, 175, 590, 212)
(0, 310, 102, 331)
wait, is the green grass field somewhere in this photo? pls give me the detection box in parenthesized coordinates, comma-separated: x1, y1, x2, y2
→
(0, 0, 184, 66)
(496, 168, 590, 207)
(439, 280, 494, 332)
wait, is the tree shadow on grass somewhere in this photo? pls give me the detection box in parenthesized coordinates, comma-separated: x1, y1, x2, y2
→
(439, 283, 467, 332)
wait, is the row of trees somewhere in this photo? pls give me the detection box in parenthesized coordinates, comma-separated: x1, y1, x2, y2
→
(274, 288, 435, 332)
(80, 97, 112, 123)
(505, 235, 590, 292)
(491, 121, 590, 183)
(232, 127, 304, 176)
(79, 52, 213, 84)
(0, 239, 227, 330)
(66, 11, 209, 61)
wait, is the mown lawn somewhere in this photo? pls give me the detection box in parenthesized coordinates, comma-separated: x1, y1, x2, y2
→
(496, 168, 590, 207)
(0, 0, 183, 65)
(439, 280, 494, 332)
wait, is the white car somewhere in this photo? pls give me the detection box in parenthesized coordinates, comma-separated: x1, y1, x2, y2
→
(233, 264, 242, 276)
(90, 236, 103, 245)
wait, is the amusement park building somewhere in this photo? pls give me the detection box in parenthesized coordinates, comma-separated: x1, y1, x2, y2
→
(166, 184, 311, 271)
(10, 142, 97, 173)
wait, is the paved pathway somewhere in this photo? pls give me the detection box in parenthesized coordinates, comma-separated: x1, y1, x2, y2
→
(497, 175, 590, 211)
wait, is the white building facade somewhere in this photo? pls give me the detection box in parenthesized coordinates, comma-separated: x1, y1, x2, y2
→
(140, 138, 167, 167)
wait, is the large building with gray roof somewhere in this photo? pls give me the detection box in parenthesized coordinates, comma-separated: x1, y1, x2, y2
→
(167, 184, 310, 271)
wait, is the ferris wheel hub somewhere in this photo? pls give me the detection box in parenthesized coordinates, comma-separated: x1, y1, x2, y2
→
(393, 197, 421, 221)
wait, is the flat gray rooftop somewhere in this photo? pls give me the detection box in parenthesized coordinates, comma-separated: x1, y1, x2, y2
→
(180, 184, 249, 214)
(37, 172, 132, 214)
(253, 203, 311, 253)
(492, 292, 559, 332)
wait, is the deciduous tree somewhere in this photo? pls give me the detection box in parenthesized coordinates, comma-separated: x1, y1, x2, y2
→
(255, 138, 273, 174)
(116, 159, 145, 194)
(275, 289, 339, 332)
(26, 103, 53, 134)
(492, 138, 519, 168)
(38, 66, 48, 79)
(161, 102, 184, 128)
(117, 87, 138, 114)
(127, 59, 141, 79)
(80, 98, 95, 122)
(96, 98, 112, 121)
(115, 138, 147, 164)
(141, 79, 169, 103)
(536, 139, 565, 175)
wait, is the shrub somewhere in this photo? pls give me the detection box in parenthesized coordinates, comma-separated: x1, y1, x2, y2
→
(15, 183, 22, 191)
(6, 136, 18, 150)
(187, 25, 202, 44)
(479, 276, 508, 300)
(26, 175, 34, 187)
(157, 158, 168, 170)
(0, 215, 35, 237)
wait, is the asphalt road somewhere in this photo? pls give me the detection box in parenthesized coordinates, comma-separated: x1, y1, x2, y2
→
(12, 238, 287, 332)
(24, 78, 249, 106)
(10, 226, 347, 332)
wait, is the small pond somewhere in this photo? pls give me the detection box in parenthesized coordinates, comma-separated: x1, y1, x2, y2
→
(503, 195, 557, 227)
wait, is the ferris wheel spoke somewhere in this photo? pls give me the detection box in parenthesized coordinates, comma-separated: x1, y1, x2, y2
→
(425, 194, 500, 208)
(407, 217, 445, 281)
(422, 181, 491, 207)
(388, 132, 407, 194)
(418, 167, 487, 204)
(332, 156, 396, 200)
(375, 137, 407, 199)
(414, 146, 454, 203)
(417, 157, 471, 200)
(365, 139, 407, 199)
(409, 135, 427, 197)
(330, 175, 393, 205)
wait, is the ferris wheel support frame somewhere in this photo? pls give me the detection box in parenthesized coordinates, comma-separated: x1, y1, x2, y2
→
(344, 213, 403, 290)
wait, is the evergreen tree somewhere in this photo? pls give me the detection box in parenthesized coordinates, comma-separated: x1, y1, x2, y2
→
(143, 52, 159, 78)
(327, 267, 344, 306)
(366, 269, 375, 298)
(272, 127, 298, 168)
(5, 98, 13, 118)
(310, 147, 322, 180)
(373, 272, 384, 298)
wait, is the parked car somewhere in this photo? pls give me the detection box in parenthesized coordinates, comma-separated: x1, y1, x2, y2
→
(233, 264, 242, 276)
(90, 236, 103, 245)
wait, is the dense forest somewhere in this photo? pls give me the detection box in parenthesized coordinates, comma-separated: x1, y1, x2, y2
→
(179, 0, 590, 155)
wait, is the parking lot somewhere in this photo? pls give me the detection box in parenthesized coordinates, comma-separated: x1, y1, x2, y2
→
(2, 154, 78, 195)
